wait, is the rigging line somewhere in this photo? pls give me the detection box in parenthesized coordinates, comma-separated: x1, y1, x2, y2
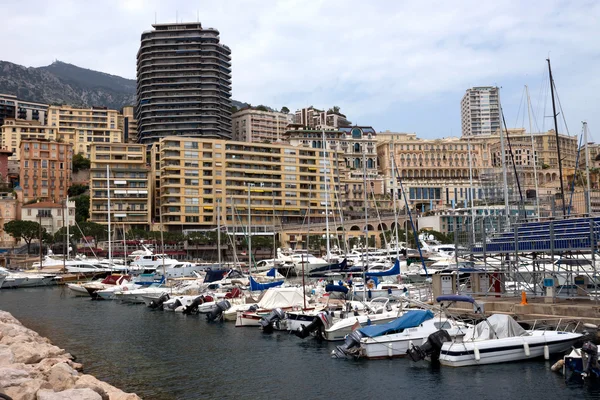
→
(513, 86, 526, 129)
(553, 82, 571, 137)
(567, 135, 584, 216)
(502, 109, 526, 219)
(367, 177, 389, 252)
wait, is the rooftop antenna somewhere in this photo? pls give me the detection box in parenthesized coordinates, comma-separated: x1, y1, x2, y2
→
(154, 12, 157, 24)
(197, 10, 199, 22)
(176, 10, 178, 23)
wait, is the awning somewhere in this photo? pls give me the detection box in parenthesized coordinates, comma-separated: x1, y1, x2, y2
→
(114, 180, 127, 185)
(127, 190, 139, 194)
(114, 190, 127, 194)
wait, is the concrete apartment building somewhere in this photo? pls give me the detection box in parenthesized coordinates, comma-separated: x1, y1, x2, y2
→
(232, 108, 292, 143)
(120, 106, 138, 143)
(152, 137, 341, 232)
(19, 139, 73, 203)
(47, 105, 122, 158)
(89, 143, 151, 231)
(461, 86, 500, 137)
(294, 106, 351, 129)
(0, 192, 20, 247)
(1, 119, 57, 160)
(21, 201, 76, 235)
(0, 94, 48, 126)
(136, 22, 233, 144)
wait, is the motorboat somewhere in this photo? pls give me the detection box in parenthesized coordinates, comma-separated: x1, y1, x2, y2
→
(234, 287, 309, 327)
(95, 282, 142, 300)
(332, 309, 466, 359)
(163, 262, 205, 278)
(129, 245, 179, 271)
(0, 267, 56, 288)
(83, 274, 132, 299)
(560, 341, 600, 380)
(114, 283, 169, 304)
(415, 295, 583, 367)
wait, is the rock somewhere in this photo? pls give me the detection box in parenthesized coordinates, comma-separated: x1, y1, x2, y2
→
(0, 344, 14, 365)
(3, 378, 52, 400)
(10, 341, 65, 364)
(75, 375, 140, 400)
(0, 310, 20, 324)
(47, 362, 79, 391)
(1, 333, 39, 345)
(0, 366, 30, 387)
(37, 388, 103, 400)
(0, 322, 39, 341)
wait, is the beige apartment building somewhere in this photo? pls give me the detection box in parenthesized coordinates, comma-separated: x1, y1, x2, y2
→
(152, 137, 342, 232)
(120, 106, 138, 143)
(21, 201, 76, 235)
(89, 143, 151, 231)
(0, 192, 20, 247)
(0, 119, 56, 160)
(294, 106, 351, 129)
(19, 139, 73, 203)
(47, 105, 123, 157)
(232, 108, 292, 143)
(461, 86, 500, 137)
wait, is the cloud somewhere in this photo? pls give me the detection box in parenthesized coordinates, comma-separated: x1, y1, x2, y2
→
(0, 0, 598, 138)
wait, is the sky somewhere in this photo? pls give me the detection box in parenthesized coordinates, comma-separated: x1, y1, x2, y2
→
(1, 0, 599, 141)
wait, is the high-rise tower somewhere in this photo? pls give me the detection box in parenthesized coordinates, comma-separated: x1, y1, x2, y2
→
(460, 86, 500, 137)
(136, 23, 232, 144)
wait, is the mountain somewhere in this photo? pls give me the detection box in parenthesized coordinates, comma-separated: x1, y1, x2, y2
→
(0, 60, 249, 111)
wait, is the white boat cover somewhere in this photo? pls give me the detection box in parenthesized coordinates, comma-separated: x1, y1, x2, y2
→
(257, 287, 306, 309)
(473, 314, 527, 340)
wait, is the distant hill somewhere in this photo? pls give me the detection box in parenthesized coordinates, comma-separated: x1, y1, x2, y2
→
(0, 60, 249, 111)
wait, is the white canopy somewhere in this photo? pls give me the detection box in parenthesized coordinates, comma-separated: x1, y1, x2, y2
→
(473, 314, 528, 340)
(258, 287, 306, 309)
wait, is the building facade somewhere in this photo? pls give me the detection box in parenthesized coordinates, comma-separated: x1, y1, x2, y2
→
(460, 87, 500, 137)
(232, 108, 292, 143)
(377, 133, 489, 212)
(120, 106, 138, 143)
(21, 201, 76, 235)
(0, 94, 48, 126)
(152, 137, 341, 232)
(0, 193, 19, 247)
(136, 22, 232, 144)
(1, 119, 57, 160)
(89, 143, 151, 231)
(19, 139, 73, 203)
(47, 105, 122, 157)
(294, 106, 351, 129)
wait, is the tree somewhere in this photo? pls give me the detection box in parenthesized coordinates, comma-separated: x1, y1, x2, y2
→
(68, 184, 88, 197)
(75, 195, 90, 222)
(328, 106, 341, 114)
(72, 153, 91, 173)
(255, 105, 269, 112)
(231, 105, 239, 114)
(4, 220, 43, 254)
(78, 221, 107, 248)
(280, 106, 290, 114)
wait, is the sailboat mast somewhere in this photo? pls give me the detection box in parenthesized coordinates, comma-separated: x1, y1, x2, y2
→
(106, 165, 112, 265)
(584, 122, 592, 215)
(66, 195, 69, 260)
(322, 130, 331, 261)
(217, 199, 222, 266)
(498, 87, 510, 224)
(547, 58, 567, 217)
(390, 140, 400, 261)
(526, 85, 541, 220)
(362, 150, 369, 295)
(468, 138, 476, 244)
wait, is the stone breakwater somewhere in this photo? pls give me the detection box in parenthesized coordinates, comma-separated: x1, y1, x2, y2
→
(0, 311, 141, 400)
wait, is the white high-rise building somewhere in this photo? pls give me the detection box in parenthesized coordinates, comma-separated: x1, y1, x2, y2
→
(461, 87, 500, 137)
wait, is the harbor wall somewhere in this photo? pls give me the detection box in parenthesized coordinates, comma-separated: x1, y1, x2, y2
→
(0, 310, 140, 400)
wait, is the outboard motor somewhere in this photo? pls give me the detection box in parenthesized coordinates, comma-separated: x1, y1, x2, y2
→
(259, 308, 286, 333)
(148, 293, 170, 310)
(206, 300, 232, 322)
(294, 312, 331, 339)
(165, 298, 182, 311)
(331, 330, 364, 359)
(407, 330, 452, 362)
(182, 296, 205, 315)
(248, 304, 259, 312)
(582, 341, 600, 378)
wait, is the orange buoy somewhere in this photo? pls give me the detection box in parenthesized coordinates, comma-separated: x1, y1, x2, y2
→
(520, 290, 528, 305)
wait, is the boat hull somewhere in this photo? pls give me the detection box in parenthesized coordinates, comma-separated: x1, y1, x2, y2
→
(439, 333, 581, 367)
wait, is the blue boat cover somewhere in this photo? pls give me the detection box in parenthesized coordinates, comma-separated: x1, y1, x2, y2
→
(266, 267, 277, 277)
(359, 310, 434, 338)
(436, 295, 475, 304)
(308, 259, 348, 277)
(365, 259, 400, 277)
(325, 284, 349, 294)
(249, 275, 284, 291)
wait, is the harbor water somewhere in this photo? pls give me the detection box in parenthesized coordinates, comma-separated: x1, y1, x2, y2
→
(1, 287, 599, 400)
